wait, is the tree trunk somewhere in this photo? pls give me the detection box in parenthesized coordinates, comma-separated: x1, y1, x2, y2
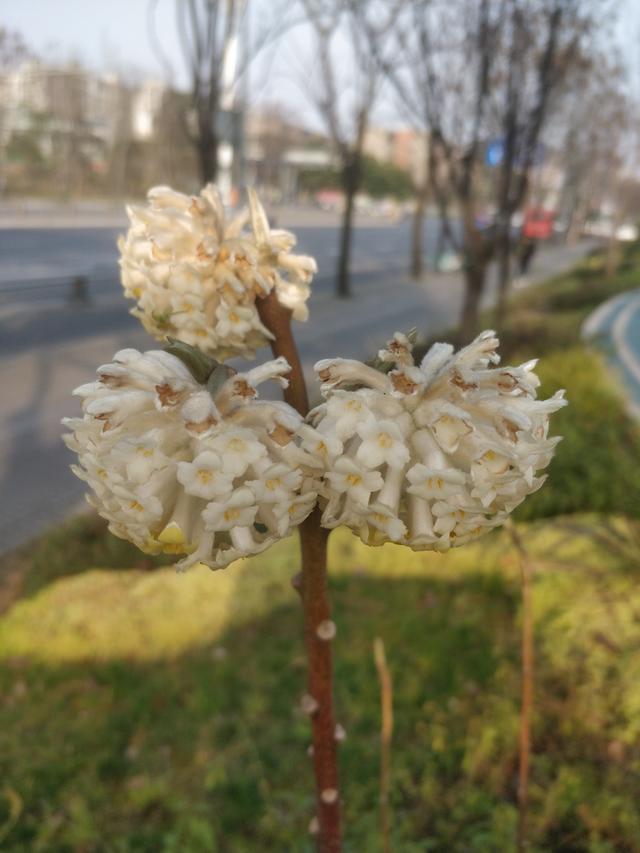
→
(411, 184, 428, 279)
(605, 235, 621, 279)
(460, 261, 486, 342)
(336, 157, 360, 299)
(197, 110, 219, 185)
(459, 202, 488, 341)
(494, 225, 512, 328)
(605, 203, 625, 279)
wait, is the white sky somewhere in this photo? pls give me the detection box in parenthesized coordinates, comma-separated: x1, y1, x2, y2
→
(1, 0, 638, 132)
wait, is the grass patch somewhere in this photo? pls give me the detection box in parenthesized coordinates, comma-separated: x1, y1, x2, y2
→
(3, 513, 174, 603)
(1, 518, 639, 850)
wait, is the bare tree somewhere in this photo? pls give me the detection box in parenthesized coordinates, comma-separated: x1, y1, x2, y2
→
(0, 28, 31, 194)
(491, 0, 604, 326)
(375, 0, 608, 339)
(299, 0, 399, 298)
(367, 0, 502, 335)
(149, 0, 292, 188)
(176, 0, 245, 184)
(562, 59, 637, 279)
(357, 5, 444, 280)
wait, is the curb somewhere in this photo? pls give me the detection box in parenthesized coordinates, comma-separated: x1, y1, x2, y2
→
(582, 288, 640, 419)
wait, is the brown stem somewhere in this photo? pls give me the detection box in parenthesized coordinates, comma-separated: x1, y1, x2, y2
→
(257, 290, 342, 853)
(508, 521, 534, 853)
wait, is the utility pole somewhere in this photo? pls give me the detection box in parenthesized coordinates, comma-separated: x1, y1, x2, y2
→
(218, 0, 246, 203)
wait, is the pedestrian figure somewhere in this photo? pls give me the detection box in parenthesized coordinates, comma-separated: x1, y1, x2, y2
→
(518, 239, 537, 276)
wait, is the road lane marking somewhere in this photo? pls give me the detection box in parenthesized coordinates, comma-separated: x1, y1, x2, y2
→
(612, 291, 640, 386)
(582, 291, 635, 338)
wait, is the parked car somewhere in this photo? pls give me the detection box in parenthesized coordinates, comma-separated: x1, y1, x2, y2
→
(583, 217, 639, 242)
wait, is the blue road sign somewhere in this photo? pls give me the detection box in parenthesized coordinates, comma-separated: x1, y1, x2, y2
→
(486, 139, 504, 167)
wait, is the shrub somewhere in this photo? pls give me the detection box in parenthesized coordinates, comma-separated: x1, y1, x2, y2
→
(516, 346, 640, 520)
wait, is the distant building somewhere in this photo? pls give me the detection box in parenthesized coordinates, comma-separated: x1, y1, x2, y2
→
(0, 60, 165, 157)
(244, 108, 333, 200)
(131, 80, 166, 142)
(363, 127, 428, 185)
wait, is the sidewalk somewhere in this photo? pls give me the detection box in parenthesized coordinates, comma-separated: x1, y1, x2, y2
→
(296, 238, 599, 373)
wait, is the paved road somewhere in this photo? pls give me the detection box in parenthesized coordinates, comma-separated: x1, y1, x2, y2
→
(582, 288, 640, 417)
(0, 217, 595, 556)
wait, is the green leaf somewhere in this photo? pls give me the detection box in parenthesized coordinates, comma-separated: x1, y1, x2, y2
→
(164, 338, 219, 385)
(206, 364, 236, 398)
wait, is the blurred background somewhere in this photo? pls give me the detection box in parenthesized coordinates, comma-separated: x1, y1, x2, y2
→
(1, 1, 640, 850)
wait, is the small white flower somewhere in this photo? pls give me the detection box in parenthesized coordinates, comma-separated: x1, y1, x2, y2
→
(215, 302, 258, 339)
(202, 487, 258, 531)
(356, 420, 411, 469)
(271, 492, 318, 537)
(207, 427, 268, 477)
(248, 463, 303, 504)
(177, 451, 234, 500)
(298, 423, 344, 464)
(65, 346, 318, 571)
(361, 504, 408, 544)
(310, 330, 566, 550)
(118, 184, 316, 360)
(406, 464, 468, 500)
(317, 392, 376, 440)
(325, 458, 384, 505)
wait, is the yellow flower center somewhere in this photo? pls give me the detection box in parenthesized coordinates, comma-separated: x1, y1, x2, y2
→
(197, 469, 213, 484)
(377, 433, 392, 448)
(228, 438, 246, 452)
(129, 500, 144, 512)
(224, 508, 240, 522)
(265, 478, 280, 491)
(346, 473, 362, 486)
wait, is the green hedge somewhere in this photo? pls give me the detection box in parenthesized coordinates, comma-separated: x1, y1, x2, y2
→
(517, 346, 640, 520)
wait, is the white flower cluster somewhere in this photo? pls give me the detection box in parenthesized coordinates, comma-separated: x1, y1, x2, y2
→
(308, 331, 567, 550)
(64, 347, 318, 570)
(118, 185, 316, 360)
